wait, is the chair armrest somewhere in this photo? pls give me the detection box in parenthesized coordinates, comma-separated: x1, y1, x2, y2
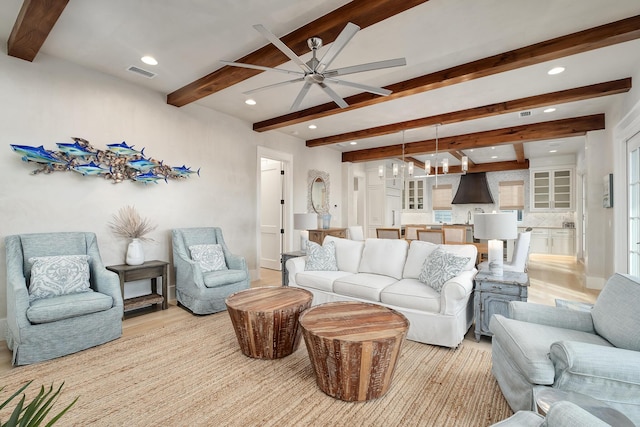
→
(91, 265, 124, 308)
(509, 301, 595, 333)
(545, 401, 610, 427)
(285, 257, 307, 286)
(225, 252, 247, 272)
(550, 341, 640, 406)
(174, 252, 206, 289)
(441, 269, 476, 315)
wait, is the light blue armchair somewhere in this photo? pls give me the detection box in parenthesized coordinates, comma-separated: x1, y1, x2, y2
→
(491, 401, 610, 427)
(489, 273, 640, 425)
(5, 232, 123, 365)
(171, 227, 250, 314)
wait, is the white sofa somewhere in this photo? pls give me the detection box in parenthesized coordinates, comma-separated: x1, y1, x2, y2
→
(286, 236, 478, 348)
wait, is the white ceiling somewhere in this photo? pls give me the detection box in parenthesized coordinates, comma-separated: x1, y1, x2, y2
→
(2, 0, 640, 169)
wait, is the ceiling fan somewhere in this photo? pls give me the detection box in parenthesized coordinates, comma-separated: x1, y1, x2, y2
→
(221, 22, 406, 110)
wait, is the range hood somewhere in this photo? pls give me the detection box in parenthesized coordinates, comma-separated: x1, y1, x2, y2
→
(451, 172, 494, 204)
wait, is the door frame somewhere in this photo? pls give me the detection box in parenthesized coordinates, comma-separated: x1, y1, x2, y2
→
(256, 147, 293, 278)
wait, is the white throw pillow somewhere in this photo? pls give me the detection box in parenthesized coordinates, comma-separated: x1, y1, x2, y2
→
(403, 240, 440, 279)
(189, 244, 227, 272)
(418, 248, 470, 292)
(358, 238, 408, 280)
(28, 255, 92, 302)
(323, 236, 364, 273)
(305, 241, 338, 271)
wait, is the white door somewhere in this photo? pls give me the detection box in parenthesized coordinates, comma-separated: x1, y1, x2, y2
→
(260, 159, 283, 270)
(628, 132, 640, 276)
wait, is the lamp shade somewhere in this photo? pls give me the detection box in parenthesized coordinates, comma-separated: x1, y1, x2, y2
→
(294, 213, 317, 230)
(473, 212, 518, 240)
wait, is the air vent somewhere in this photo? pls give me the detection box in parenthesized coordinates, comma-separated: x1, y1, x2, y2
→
(127, 65, 156, 79)
(518, 110, 533, 118)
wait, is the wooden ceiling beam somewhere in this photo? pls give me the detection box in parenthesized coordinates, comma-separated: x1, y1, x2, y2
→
(342, 114, 605, 163)
(513, 143, 526, 163)
(255, 15, 640, 132)
(7, 0, 69, 62)
(166, 0, 429, 107)
(306, 78, 631, 147)
(428, 160, 530, 175)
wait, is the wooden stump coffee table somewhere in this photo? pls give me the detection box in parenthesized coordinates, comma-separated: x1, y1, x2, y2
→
(225, 286, 313, 359)
(299, 301, 409, 402)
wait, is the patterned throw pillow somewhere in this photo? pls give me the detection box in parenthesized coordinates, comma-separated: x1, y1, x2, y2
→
(304, 241, 338, 271)
(189, 244, 227, 272)
(418, 247, 470, 292)
(28, 255, 92, 302)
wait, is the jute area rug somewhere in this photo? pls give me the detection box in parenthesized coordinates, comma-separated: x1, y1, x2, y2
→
(0, 313, 512, 426)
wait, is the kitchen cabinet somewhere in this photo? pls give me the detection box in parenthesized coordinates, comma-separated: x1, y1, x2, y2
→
(530, 168, 573, 211)
(528, 228, 575, 255)
(405, 178, 426, 211)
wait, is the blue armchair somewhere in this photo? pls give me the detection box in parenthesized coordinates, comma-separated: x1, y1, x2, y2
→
(489, 273, 640, 425)
(5, 232, 123, 365)
(171, 227, 249, 314)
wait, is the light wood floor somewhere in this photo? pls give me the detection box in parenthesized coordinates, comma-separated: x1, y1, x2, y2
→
(0, 254, 598, 372)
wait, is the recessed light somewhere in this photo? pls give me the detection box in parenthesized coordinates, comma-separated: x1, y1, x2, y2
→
(548, 66, 565, 75)
(308, 124, 317, 129)
(549, 149, 558, 153)
(544, 107, 556, 113)
(349, 141, 357, 145)
(141, 56, 158, 66)
(245, 99, 256, 105)
(491, 155, 498, 159)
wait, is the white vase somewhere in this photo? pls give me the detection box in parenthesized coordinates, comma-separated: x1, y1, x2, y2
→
(126, 238, 145, 265)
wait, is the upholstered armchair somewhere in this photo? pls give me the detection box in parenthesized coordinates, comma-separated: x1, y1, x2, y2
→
(5, 232, 123, 365)
(489, 273, 640, 424)
(491, 401, 610, 427)
(171, 227, 250, 315)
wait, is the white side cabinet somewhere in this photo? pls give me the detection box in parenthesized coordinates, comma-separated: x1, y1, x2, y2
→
(529, 228, 575, 255)
(530, 168, 573, 211)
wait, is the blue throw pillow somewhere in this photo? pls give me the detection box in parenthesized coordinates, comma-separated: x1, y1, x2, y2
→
(418, 247, 470, 292)
(305, 241, 338, 271)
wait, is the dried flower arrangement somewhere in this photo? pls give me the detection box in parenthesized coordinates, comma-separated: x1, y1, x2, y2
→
(108, 205, 157, 242)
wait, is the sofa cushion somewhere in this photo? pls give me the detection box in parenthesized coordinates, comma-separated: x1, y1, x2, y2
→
(189, 244, 227, 272)
(26, 291, 113, 324)
(403, 241, 439, 279)
(358, 238, 408, 280)
(380, 278, 441, 312)
(333, 273, 398, 301)
(591, 273, 640, 351)
(28, 255, 92, 302)
(203, 269, 247, 288)
(323, 236, 364, 273)
(295, 271, 353, 292)
(489, 315, 613, 385)
(305, 241, 338, 271)
(418, 248, 470, 292)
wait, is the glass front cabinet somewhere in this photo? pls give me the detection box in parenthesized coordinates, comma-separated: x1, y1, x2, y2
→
(405, 178, 426, 211)
(530, 168, 573, 211)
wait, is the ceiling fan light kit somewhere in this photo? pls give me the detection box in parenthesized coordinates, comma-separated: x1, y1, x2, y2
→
(222, 22, 406, 110)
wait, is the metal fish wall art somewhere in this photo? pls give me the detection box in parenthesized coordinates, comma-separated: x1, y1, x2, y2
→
(10, 137, 200, 185)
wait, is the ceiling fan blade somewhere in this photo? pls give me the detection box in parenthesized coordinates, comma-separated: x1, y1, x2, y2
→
(327, 58, 407, 77)
(243, 77, 305, 95)
(253, 24, 312, 73)
(220, 60, 304, 76)
(325, 78, 392, 96)
(318, 82, 349, 108)
(290, 82, 313, 111)
(316, 22, 360, 73)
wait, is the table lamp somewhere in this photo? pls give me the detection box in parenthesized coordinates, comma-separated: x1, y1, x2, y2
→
(294, 213, 318, 253)
(473, 212, 518, 276)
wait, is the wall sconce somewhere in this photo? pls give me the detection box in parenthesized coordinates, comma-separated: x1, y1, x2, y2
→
(461, 156, 468, 173)
(442, 158, 449, 174)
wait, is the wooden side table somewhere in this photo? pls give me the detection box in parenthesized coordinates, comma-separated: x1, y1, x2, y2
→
(106, 260, 169, 315)
(281, 250, 305, 286)
(308, 228, 347, 245)
(299, 301, 409, 402)
(474, 270, 529, 341)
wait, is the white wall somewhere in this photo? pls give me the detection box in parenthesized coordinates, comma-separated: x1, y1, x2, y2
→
(0, 49, 342, 324)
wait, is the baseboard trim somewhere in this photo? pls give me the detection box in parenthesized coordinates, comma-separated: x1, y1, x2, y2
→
(586, 275, 605, 290)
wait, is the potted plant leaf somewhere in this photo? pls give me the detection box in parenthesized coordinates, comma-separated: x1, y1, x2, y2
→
(0, 380, 77, 426)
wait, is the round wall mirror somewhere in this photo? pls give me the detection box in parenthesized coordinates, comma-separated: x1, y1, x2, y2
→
(307, 170, 330, 214)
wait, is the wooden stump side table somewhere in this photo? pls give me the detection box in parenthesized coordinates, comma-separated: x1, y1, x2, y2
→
(225, 286, 313, 359)
(299, 301, 409, 402)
